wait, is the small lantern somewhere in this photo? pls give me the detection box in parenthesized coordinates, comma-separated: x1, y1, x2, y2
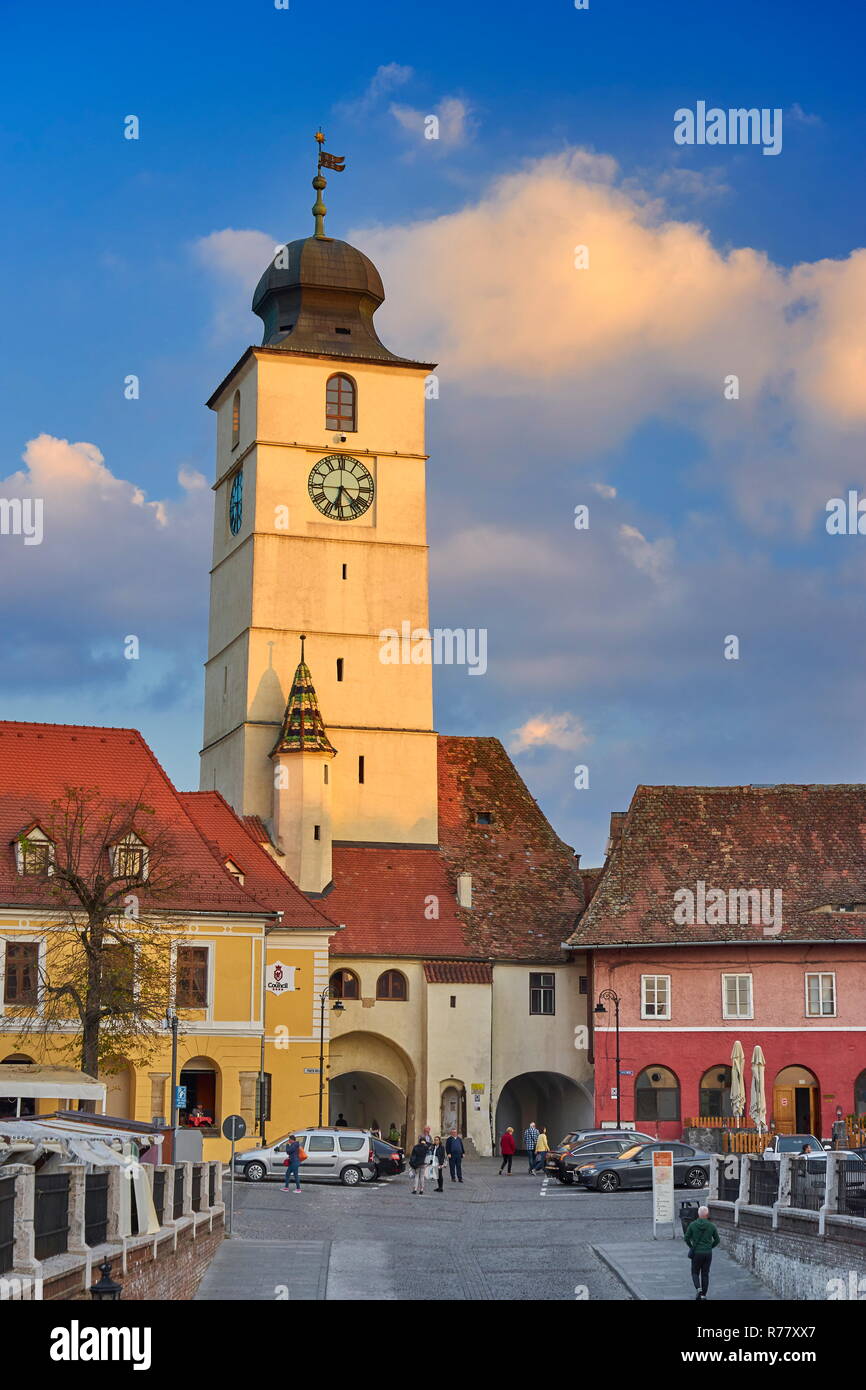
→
(89, 1258, 122, 1301)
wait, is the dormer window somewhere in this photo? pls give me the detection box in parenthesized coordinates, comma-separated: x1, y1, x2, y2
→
(111, 833, 148, 880)
(16, 827, 54, 877)
(224, 859, 245, 886)
(475, 811, 493, 826)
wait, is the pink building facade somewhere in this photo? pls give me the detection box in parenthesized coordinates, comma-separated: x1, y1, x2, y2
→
(590, 944, 866, 1140)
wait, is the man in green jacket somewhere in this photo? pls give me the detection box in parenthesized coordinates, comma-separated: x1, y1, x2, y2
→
(685, 1205, 720, 1300)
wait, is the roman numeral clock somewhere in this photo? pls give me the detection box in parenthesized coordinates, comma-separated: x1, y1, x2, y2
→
(308, 453, 375, 521)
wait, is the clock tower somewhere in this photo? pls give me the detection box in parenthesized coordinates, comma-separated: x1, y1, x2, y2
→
(199, 145, 439, 858)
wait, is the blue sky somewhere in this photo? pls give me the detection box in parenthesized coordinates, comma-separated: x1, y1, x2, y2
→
(2, 0, 866, 862)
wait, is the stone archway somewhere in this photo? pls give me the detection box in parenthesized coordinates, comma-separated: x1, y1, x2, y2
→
(494, 1071, 592, 1149)
(328, 1030, 416, 1146)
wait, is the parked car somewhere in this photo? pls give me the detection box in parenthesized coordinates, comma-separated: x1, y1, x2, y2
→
(762, 1134, 826, 1159)
(364, 1136, 406, 1180)
(543, 1128, 655, 1175)
(575, 1141, 713, 1193)
(557, 1134, 655, 1184)
(233, 1127, 376, 1186)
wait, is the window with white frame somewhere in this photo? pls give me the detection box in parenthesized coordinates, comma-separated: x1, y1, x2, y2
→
(641, 974, 671, 1019)
(722, 973, 753, 1019)
(805, 972, 836, 1017)
(15, 827, 54, 877)
(111, 833, 148, 880)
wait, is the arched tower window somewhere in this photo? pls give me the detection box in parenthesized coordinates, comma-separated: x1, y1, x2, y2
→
(231, 390, 240, 449)
(326, 374, 356, 432)
(330, 969, 359, 1001)
(376, 969, 408, 1002)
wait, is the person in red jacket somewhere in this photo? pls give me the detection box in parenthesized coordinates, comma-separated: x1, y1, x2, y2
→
(498, 1126, 516, 1175)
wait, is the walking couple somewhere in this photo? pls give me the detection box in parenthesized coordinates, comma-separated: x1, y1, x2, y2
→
(409, 1127, 465, 1193)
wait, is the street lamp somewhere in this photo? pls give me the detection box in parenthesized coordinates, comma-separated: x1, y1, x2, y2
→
(165, 1005, 179, 1160)
(318, 987, 344, 1127)
(594, 989, 622, 1129)
(89, 1258, 122, 1300)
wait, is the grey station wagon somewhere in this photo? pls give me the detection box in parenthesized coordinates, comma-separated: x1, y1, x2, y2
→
(233, 1127, 376, 1186)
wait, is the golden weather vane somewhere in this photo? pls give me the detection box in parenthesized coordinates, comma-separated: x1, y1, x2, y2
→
(312, 129, 346, 239)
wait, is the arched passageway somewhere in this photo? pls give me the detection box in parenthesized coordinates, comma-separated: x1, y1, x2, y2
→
(328, 1071, 407, 1142)
(494, 1071, 592, 1149)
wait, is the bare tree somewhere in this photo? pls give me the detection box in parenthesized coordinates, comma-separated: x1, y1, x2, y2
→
(9, 786, 190, 1092)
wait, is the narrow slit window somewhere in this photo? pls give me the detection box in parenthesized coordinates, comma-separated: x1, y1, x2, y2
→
(231, 390, 240, 449)
(314, 825, 321, 841)
(358, 755, 365, 784)
(336, 658, 344, 682)
(341, 563, 347, 580)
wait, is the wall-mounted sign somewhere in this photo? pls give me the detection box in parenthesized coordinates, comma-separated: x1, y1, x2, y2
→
(303, 1068, 321, 1074)
(471, 1083, 485, 1092)
(267, 961, 296, 994)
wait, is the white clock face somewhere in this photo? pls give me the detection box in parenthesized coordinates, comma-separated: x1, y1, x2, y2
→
(308, 454, 375, 521)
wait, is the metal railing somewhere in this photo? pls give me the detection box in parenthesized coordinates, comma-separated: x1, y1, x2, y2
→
(748, 1159, 780, 1207)
(789, 1157, 826, 1212)
(84, 1171, 109, 1247)
(208, 1163, 215, 1207)
(172, 1165, 184, 1220)
(152, 1168, 166, 1225)
(837, 1159, 866, 1217)
(191, 1166, 201, 1213)
(0, 1176, 15, 1274)
(34, 1173, 69, 1259)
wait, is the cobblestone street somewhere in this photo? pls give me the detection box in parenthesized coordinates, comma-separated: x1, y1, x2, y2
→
(195, 1158, 773, 1301)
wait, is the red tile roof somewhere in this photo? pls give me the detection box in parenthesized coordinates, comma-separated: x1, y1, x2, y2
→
(567, 784, 866, 948)
(423, 960, 493, 983)
(180, 792, 337, 931)
(0, 721, 267, 916)
(0, 721, 334, 928)
(326, 845, 469, 956)
(437, 736, 584, 961)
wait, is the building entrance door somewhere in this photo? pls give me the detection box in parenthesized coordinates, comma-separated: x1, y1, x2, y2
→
(774, 1086, 795, 1134)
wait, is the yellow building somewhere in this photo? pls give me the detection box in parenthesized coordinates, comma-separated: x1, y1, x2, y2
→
(0, 721, 336, 1162)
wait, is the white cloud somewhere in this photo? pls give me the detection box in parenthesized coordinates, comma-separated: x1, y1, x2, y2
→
(337, 63, 414, 120)
(193, 229, 276, 281)
(590, 482, 617, 499)
(509, 713, 590, 754)
(390, 95, 474, 149)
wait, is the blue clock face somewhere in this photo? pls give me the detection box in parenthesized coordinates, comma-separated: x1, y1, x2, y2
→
(229, 470, 243, 535)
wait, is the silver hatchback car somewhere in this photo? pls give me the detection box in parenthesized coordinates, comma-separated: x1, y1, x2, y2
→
(233, 1127, 376, 1186)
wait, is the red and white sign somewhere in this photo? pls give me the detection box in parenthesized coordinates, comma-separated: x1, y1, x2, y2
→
(652, 1150, 675, 1233)
(266, 961, 296, 994)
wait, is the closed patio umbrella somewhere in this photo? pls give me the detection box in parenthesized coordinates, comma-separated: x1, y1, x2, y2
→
(730, 1041, 746, 1125)
(750, 1044, 767, 1133)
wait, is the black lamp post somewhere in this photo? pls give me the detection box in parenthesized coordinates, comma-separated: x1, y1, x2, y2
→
(89, 1258, 122, 1300)
(165, 1005, 179, 1159)
(318, 987, 344, 1126)
(594, 989, 622, 1129)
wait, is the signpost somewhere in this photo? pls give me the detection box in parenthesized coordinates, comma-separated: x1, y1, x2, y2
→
(651, 1150, 676, 1239)
(222, 1114, 247, 1237)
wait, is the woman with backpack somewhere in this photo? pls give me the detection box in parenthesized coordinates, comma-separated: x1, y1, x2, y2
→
(282, 1134, 304, 1192)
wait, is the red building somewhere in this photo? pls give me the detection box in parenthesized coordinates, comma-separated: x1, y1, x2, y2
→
(567, 785, 866, 1141)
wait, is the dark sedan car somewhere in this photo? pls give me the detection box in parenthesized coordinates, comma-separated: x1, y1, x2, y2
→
(366, 1136, 406, 1180)
(557, 1135, 655, 1184)
(544, 1128, 655, 1175)
(575, 1141, 713, 1193)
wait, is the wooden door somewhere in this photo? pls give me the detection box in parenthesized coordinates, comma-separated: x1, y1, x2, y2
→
(774, 1085, 795, 1134)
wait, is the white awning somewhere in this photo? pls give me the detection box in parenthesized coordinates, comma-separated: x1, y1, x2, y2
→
(0, 1064, 106, 1101)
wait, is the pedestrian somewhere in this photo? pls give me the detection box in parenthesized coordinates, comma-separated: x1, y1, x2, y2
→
(523, 1120, 540, 1173)
(387, 1122, 400, 1145)
(430, 1136, 446, 1192)
(685, 1204, 720, 1300)
(409, 1134, 429, 1194)
(334, 1112, 348, 1128)
(498, 1126, 516, 1175)
(281, 1133, 302, 1193)
(421, 1124, 434, 1151)
(370, 1118, 381, 1138)
(534, 1126, 550, 1173)
(445, 1128, 465, 1183)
